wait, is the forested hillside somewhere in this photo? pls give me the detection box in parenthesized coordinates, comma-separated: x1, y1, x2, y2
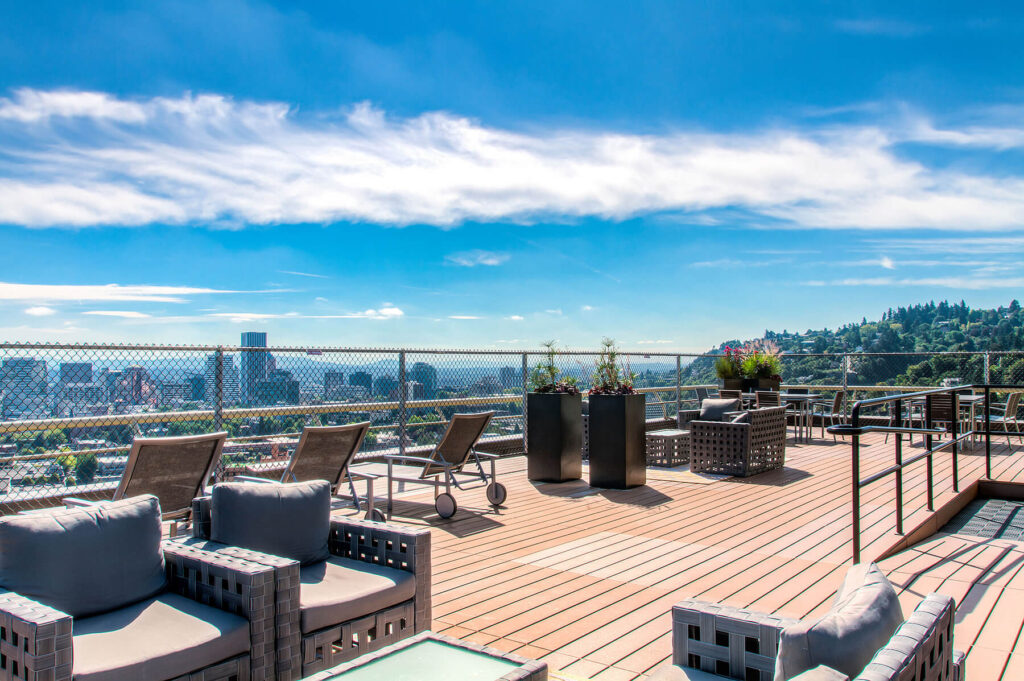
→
(681, 300, 1024, 387)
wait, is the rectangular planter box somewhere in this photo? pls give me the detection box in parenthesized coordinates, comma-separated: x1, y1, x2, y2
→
(587, 393, 646, 489)
(718, 378, 744, 392)
(527, 392, 583, 482)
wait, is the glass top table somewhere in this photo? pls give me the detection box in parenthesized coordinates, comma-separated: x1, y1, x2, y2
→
(305, 632, 548, 681)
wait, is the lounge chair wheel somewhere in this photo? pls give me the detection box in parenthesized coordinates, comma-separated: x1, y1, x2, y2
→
(366, 508, 386, 523)
(486, 481, 507, 506)
(435, 492, 457, 519)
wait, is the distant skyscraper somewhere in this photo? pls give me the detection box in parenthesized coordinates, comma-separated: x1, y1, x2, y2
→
(350, 371, 373, 393)
(409, 362, 438, 399)
(1, 357, 48, 418)
(373, 375, 399, 398)
(186, 374, 206, 401)
(255, 369, 300, 406)
(59, 362, 93, 386)
(240, 331, 268, 403)
(204, 354, 240, 405)
(117, 366, 157, 405)
(499, 366, 519, 389)
(324, 371, 346, 400)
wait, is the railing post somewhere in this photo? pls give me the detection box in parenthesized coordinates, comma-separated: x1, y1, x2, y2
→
(213, 347, 224, 432)
(398, 351, 407, 457)
(984, 351, 991, 383)
(851, 406, 861, 564)
(675, 355, 682, 419)
(924, 394, 934, 511)
(521, 353, 529, 452)
(951, 390, 959, 493)
(842, 354, 850, 418)
(985, 385, 992, 479)
(895, 397, 903, 535)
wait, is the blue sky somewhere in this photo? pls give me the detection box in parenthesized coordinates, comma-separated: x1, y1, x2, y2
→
(2, 0, 1024, 350)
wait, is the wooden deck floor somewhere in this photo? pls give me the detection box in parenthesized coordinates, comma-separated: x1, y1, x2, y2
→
(341, 432, 1024, 680)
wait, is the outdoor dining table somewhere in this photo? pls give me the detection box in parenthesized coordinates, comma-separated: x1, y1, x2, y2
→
(742, 392, 821, 443)
(905, 393, 986, 448)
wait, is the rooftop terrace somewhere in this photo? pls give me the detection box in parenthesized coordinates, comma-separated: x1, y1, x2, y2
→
(335, 431, 1024, 681)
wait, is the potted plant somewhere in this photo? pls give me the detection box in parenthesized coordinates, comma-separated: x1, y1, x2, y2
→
(526, 341, 583, 482)
(586, 338, 646, 489)
(714, 346, 745, 391)
(741, 340, 783, 392)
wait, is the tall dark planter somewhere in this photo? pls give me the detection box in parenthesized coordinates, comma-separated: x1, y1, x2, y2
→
(587, 393, 646, 489)
(718, 378, 743, 391)
(758, 378, 781, 392)
(741, 378, 759, 393)
(527, 392, 583, 482)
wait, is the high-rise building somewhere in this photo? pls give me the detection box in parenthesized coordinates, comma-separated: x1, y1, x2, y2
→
(409, 362, 438, 399)
(499, 366, 519, 389)
(1, 357, 48, 418)
(204, 354, 240, 405)
(324, 371, 346, 400)
(350, 371, 373, 393)
(373, 375, 399, 398)
(116, 366, 158, 405)
(59, 362, 93, 386)
(160, 382, 190, 406)
(186, 374, 206, 401)
(255, 369, 300, 405)
(239, 331, 268, 403)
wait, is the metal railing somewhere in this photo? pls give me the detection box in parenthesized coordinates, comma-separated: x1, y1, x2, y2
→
(831, 384, 1024, 562)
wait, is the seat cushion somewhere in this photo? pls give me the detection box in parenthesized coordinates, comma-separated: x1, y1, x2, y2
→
(699, 399, 742, 421)
(72, 592, 249, 681)
(775, 563, 903, 680)
(0, 495, 166, 618)
(212, 479, 330, 566)
(299, 555, 416, 634)
(730, 411, 751, 424)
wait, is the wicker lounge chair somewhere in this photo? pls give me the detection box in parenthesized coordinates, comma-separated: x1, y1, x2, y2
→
(650, 563, 963, 681)
(382, 411, 506, 519)
(0, 494, 279, 681)
(235, 422, 381, 520)
(689, 406, 787, 477)
(190, 480, 431, 679)
(62, 431, 226, 536)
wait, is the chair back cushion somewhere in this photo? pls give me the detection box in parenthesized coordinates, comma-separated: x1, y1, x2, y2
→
(699, 399, 741, 422)
(775, 563, 903, 680)
(0, 495, 166, 618)
(211, 480, 330, 566)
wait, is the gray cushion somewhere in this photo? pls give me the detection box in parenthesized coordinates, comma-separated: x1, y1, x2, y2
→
(776, 563, 904, 680)
(730, 411, 751, 424)
(299, 555, 416, 634)
(212, 480, 330, 566)
(0, 495, 166, 618)
(699, 399, 741, 421)
(73, 592, 249, 681)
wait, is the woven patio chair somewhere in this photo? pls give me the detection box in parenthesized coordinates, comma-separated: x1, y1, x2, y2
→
(62, 431, 226, 536)
(689, 406, 787, 477)
(382, 411, 506, 519)
(650, 563, 963, 681)
(234, 422, 381, 520)
(983, 391, 1023, 441)
(190, 480, 431, 679)
(812, 391, 846, 440)
(0, 494, 280, 681)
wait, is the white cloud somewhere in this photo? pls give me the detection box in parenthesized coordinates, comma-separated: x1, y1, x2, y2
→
(0, 282, 238, 302)
(3, 89, 1024, 231)
(205, 306, 403, 322)
(82, 310, 151, 318)
(448, 315, 482, 320)
(805, 276, 1024, 290)
(277, 270, 329, 279)
(505, 315, 524, 321)
(24, 306, 56, 316)
(581, 305, 595, 311)
(544, 309, 563, 316)
(444, 250, 510, 267)
(637, 339, 673, 344)
(879, 256, 895, 270)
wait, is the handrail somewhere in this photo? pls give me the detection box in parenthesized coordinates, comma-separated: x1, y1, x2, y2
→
(833, 383, 1024, 562)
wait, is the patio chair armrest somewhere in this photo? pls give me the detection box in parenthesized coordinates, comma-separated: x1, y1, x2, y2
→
(0, 590, 72, 681)
(162, 541, 279, 679)
(328, 518, 432, 632)
(230, 475, 280, 485)
(676, 409, 701, 427)
(473, 451, 499, 460)
(348, 469, 379, 481)
(383, 454, 453, 468)
(671, 599, 798, 679)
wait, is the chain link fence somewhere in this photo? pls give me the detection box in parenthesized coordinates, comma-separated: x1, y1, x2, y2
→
(0, 342, 1019, 512)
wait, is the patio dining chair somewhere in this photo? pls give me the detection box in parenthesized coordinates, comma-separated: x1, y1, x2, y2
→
(719, 389, 743, 402)
(982, 391, 1023, 442)
(756, 390, 780, 408)
(812, 391, 846, 440)
(382, 411, 506, 519)
(234, 422, 382, 520)
(62, 431, 226, 536)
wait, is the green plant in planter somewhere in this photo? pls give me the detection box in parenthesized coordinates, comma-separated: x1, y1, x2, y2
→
(740, 340, 783, 380)
(714, 346, 744, 379)
(528, 340, 580, 395)
(588, 338, 637, 395)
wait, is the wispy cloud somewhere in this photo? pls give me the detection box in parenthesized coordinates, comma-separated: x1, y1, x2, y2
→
(806, 276, 1024, 290)
(444, 250, 509, 267)
(448, 315, 483, 320)
(277, 270, 329, 279)
(24, 306, 56, 316)
(637, 339, 673, 344)
(207, 306, 404, 323)
(691, 258, 790, 268)
(505, 315, 524, 321)
(581, 305, 595, 311)
(83, 310, 152, 318)
(5, 89, 1024, 231)
(0, 282, 241, 302)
